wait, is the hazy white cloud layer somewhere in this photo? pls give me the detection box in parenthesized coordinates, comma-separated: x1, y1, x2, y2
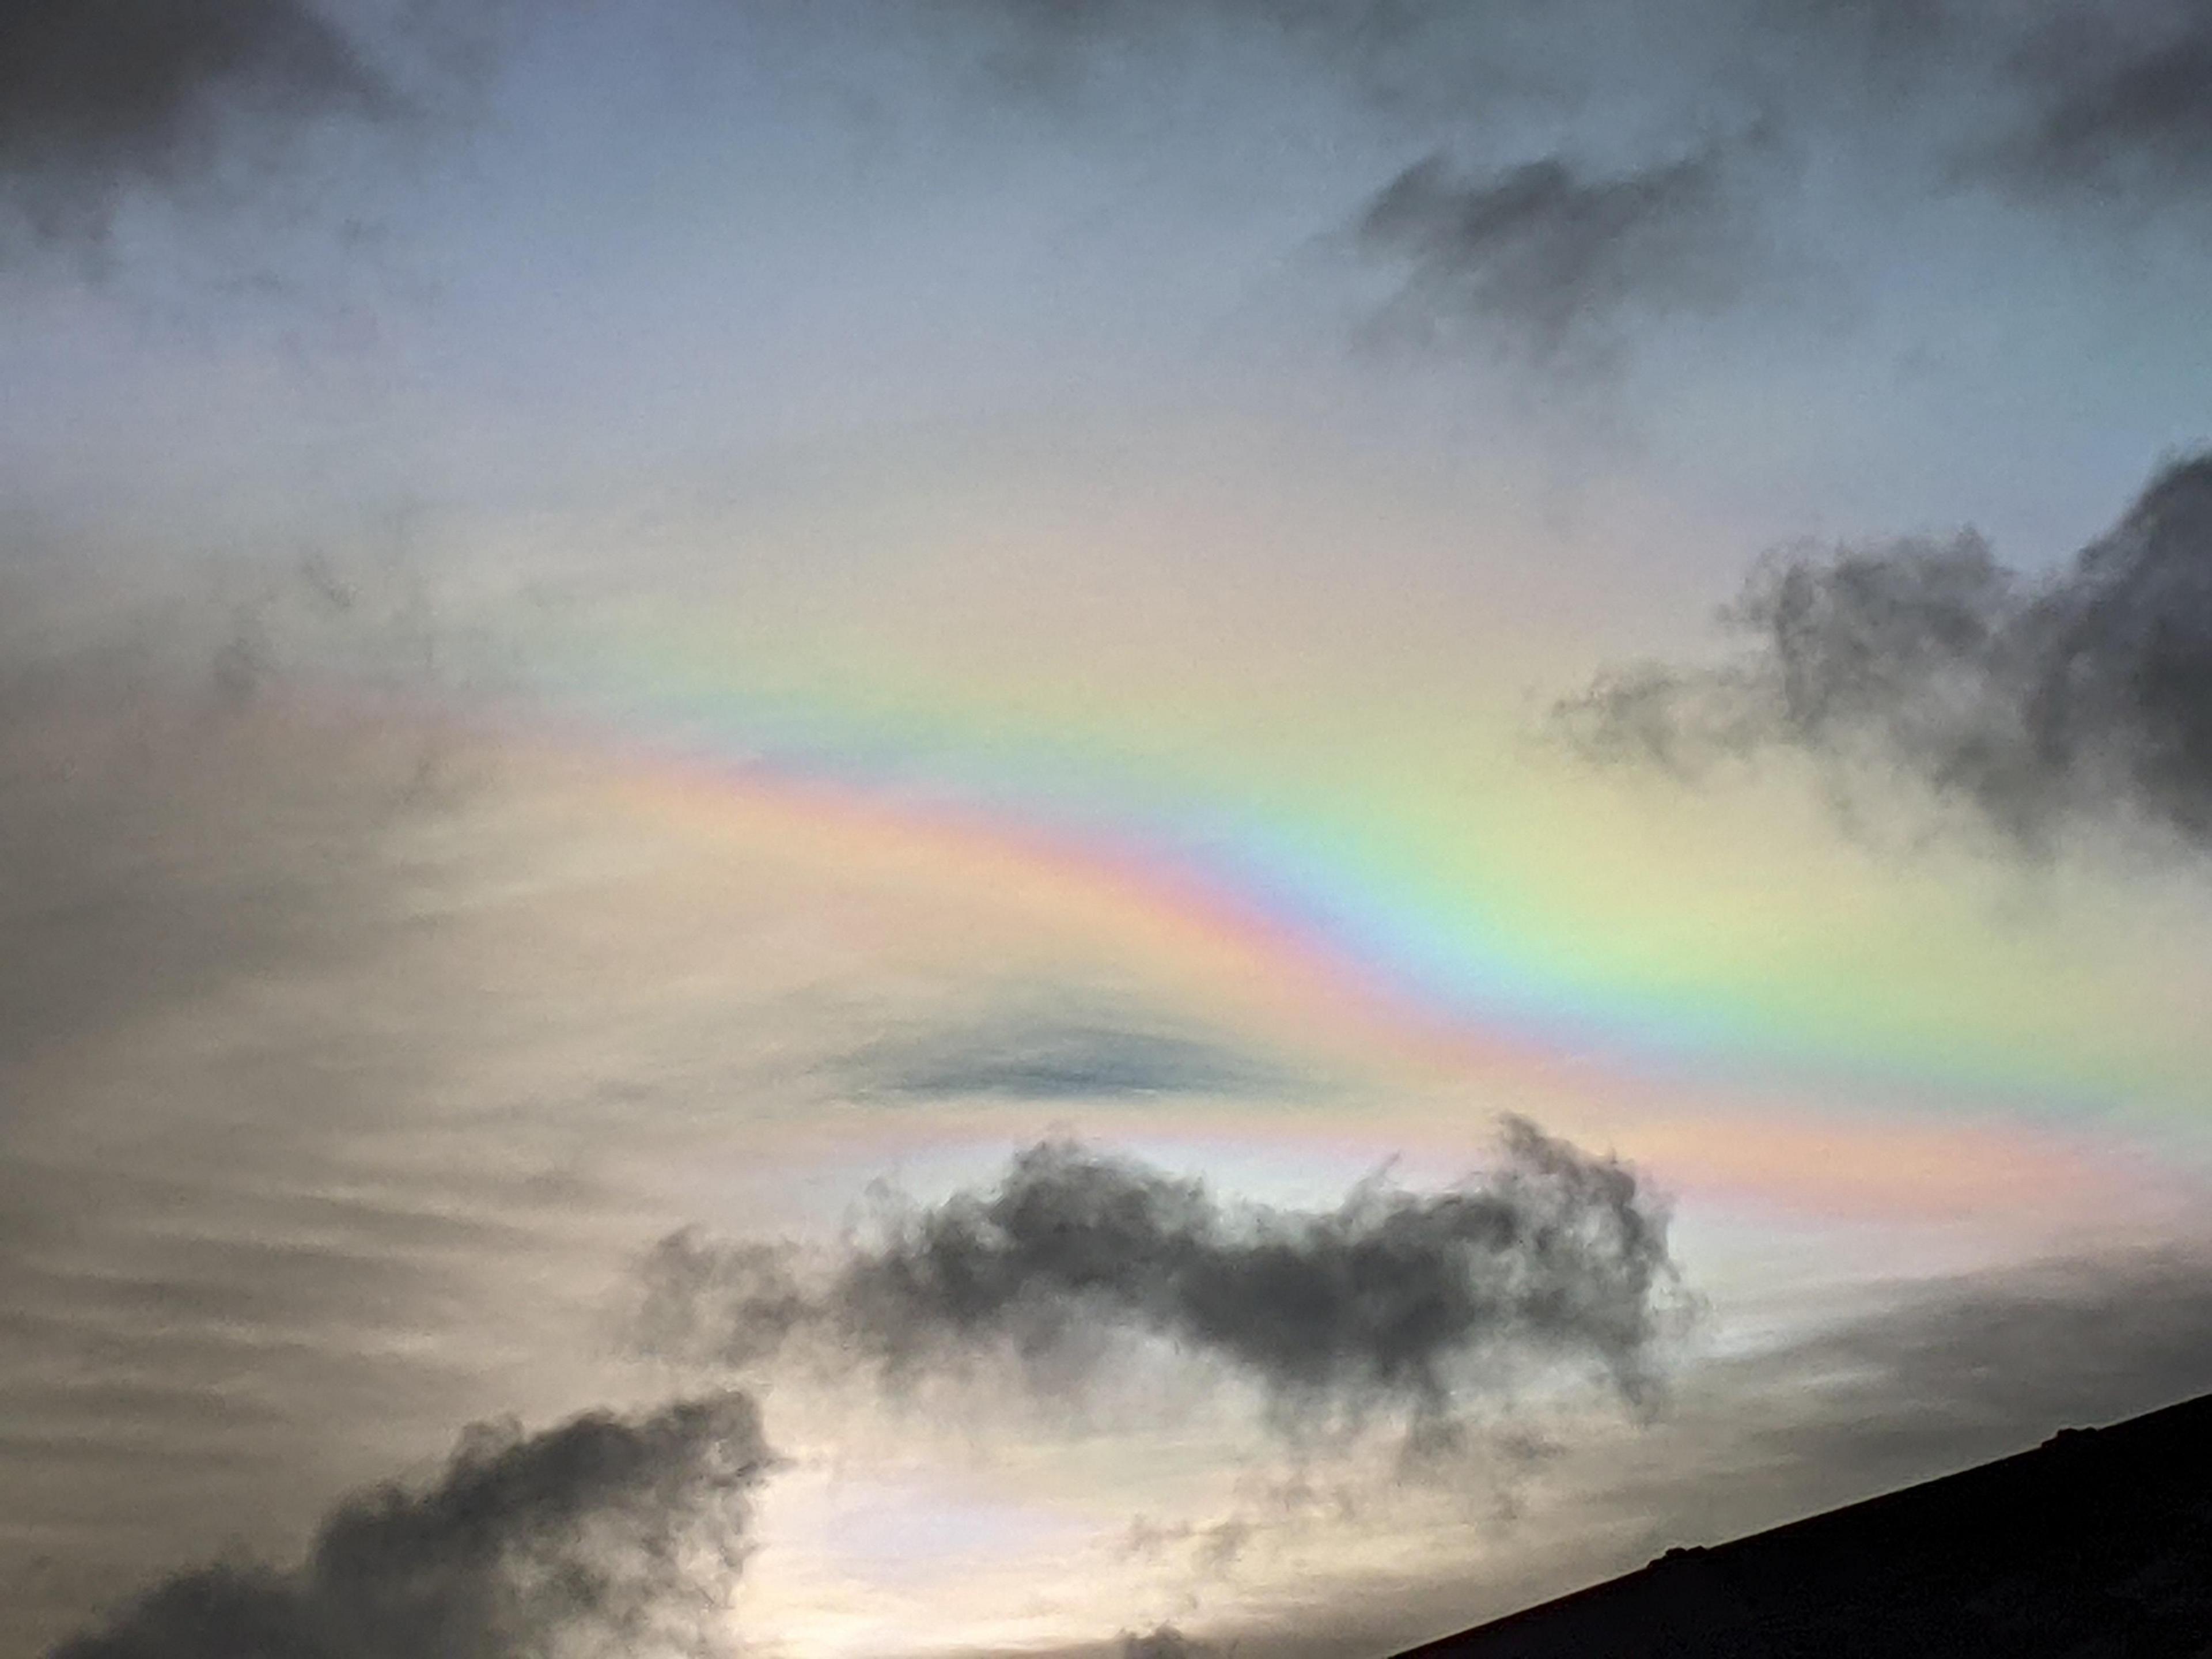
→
(6, 3, 2212, 1657)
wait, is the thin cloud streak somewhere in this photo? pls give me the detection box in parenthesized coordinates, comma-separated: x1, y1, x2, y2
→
(849, 1004, 1295, 1101)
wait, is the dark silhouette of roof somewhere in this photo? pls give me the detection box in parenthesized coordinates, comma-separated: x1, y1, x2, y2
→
(1393, 1391, 2212, 1658)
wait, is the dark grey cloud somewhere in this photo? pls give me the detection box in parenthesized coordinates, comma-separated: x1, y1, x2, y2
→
(1721, 1250, 2212, 1491)
(50, 1391, 771, 1659)
(914, 0, 2212, 387)
(1556, 452, 2212, 852)
(1994, 5, 2212, 201)
(851, 1006, 1293, 1101)
(950, 0, 1426, 25)
(912, 3, 1816, 371)
(1354, 145, 1756, 368)
(635, 1120, 1688, 1441)
(0, 1, 515, 263)
(0, 1, 402, 252)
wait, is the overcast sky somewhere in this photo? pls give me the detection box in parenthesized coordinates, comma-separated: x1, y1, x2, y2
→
(7, 5, 2212, 1657)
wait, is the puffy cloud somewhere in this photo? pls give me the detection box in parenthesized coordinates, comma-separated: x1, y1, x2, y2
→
(1557, 452, 2212, 852)
(636, 1119, 1688, 1440)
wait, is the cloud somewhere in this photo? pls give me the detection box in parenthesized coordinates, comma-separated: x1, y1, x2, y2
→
(0, 0, 400, 252)
(0, 551, 461, 1071)
(1118, 1624, 1217, 1659)
(1046, 1248, 2212, 1659)
(0, 0, 508, 259)
(849, 1003, 1294, 1101)
(1992, 5, 2212, 202)
(635, 1119, 1688, 1441)
(1555, 451, 2212, 851)
(1353, 145, 1759, 368)
(50, 1391, 772, 1659)
(929, 1, 2212, 219)
(0, 546, 479, 1535)
(1728, 1250, 2212, 1480)
(934, 0, 1497, 71)
(944, 6, 1786, 366)
(1577, 1246, 2212, 1570)
(1121, 1514, 1255, 1577)
(919, 0, 2212, 380)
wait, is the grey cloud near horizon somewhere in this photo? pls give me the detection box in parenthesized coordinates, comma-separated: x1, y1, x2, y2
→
(992, 1247, 2212, 1659)
(1719, 1250, 2212, 1487)
(1556, 451, 2212, 853)
(634, 1119, 1688, 1441)
(48, 1391, 771, 1659)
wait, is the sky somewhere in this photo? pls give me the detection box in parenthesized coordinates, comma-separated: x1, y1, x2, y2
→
(6, 2, 2212, 1656)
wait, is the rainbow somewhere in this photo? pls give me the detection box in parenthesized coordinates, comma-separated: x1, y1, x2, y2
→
(503, 595, 2212, 1169)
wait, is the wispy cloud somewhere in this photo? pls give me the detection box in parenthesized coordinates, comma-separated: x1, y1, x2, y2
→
(1991, 5, 2212, 204)
(0, 551, 461, 1071)
(0, 1, 511, 263)
(1354, 143, 1760, 370)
